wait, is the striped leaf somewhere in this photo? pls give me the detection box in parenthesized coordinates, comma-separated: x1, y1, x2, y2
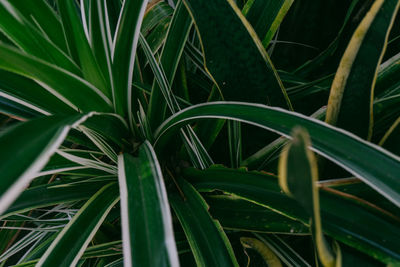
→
(326, 0, 400, 139)
(278, 127, 336, 267)
(37, 183, 119, 267)
(0, 43, 112, 112)
(169, 178, 239, 267)
(118, 141, 179, 267)
(112, 0, 148, 116)
(0, 113, 95, 215)
(155, 102, 400, 208)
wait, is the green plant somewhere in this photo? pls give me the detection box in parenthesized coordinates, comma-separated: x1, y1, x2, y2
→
(0, 0, 399, 266)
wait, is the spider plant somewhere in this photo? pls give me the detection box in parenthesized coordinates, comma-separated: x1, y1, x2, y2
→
(0, 0, 399, 266)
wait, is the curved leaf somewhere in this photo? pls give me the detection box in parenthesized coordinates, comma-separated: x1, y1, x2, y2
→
(0, 43, 112, 112)
(205, 195, 309, 234)
(155, 102, 400, 207)
(8, 0, 68, 53)
(0, 1, 79, 74)
(0, 113, 94, 215)
(147, 0, 192, 128)
(0, 70, 75, 115)
(1, 180, 109, 219)
(326, 0, 400, 139)
(278, 128, 336, 266)
(169, 178, 239, 267)
(243, 0, 294, 48)
(182, 166, 400, 264)
(112, 0, 148, 116)
(37, 183, 119, 267)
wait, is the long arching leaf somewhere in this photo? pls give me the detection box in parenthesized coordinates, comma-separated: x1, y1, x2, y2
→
(155, 102, 400, 207)
(37, 183, 119, 267)
(182, 166, 400, 264)
(0, 1, 79, 74)
(325, 0, 400, 139)
(0, 44, 112, 112)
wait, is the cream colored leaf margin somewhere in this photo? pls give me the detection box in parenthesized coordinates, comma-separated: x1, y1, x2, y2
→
(326, 0, 400, 140)
(278, 128, 339, 267)
(0, 112, 95, 215)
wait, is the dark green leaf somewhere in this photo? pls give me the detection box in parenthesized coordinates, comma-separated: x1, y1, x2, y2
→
(169, 178, 239, 267)
(38, 183, 119, 267)
(0, 113, 94, 215)
(183, 0, 292, 108)
(326, 0, 400, 139)
(0, 43, 112, 112)
(155, 102, 400, 207)
(117, 141, 179, 266)
(112, 0, 148, 117)
(183, 166, 400, 264)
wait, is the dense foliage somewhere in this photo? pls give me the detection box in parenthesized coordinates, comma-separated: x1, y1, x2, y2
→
(0, 0, 399, 266)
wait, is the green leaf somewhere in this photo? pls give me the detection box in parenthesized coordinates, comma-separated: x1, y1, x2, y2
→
(1, 180, 109, 219)
(278, 127, 336, 266)
(0, 95, 42, 119)
(142, 1, 173, 35)
(58, 0, 111, 98)
(0, 1, 79, 75)
(376, 52, 400, 96)
(112, 0, 148, 117)
(0, 70, 75, 115)
(325, 0, 400, 139)
(88, 0, 113, 92)
(242, 106, 326, 169)
(82, 241, 122, 259)
(182, 166, 400, 264)
(0, 113, 94, 215)
(0, 43, 112, 112)
(155, 102, 400, 208)
(182, 0, 292, 108)
(117, 141, 179, 267)
(243, 0, 294, 48)
(8, 0, 68, 53)
(205, 195, 309, 234)
(147, 0, 192, 128)
(82, 113, 130, 149)
(227, 121, 242, 168)
(169, 178, 239, 267)
(37, 183, 119, 267)
(139, 33, 213, 169)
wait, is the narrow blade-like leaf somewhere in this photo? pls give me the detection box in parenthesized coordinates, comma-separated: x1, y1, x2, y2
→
(112, 0, 148, 116)
(326, 0, 400, 139)
(0, 113, 94, 215)
(155, 102, 400, 207)
(117, 141, 179, 267)
(169, 178, 239, 267)
(37, 183, 119, 267)
(0, 43, 112, 112)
